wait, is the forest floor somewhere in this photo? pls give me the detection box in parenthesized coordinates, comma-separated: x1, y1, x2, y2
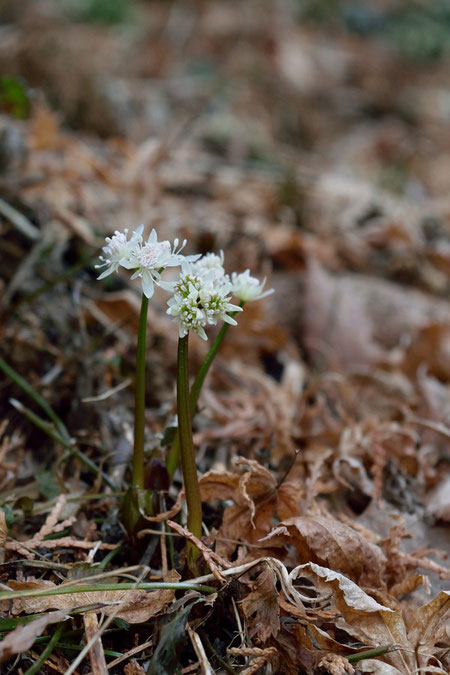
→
(0, 1, 449, 673)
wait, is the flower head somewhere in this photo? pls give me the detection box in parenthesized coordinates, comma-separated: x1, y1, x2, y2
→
(96, 225, 144, 279)
(191, 251, 227, 285)
(129, 229, 200, 299)
(166, 264, 242, 340)
(231, 270, 274, 302)
(97, 226, 200, 298)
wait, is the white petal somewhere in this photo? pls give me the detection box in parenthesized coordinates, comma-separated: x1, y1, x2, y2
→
(141, 271, 155, 298)
(97, 267, 114, 280)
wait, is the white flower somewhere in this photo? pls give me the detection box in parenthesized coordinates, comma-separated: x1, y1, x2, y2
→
(191, 251, 227, 285)
(231, 270, 274, 302)
(199, 276, 241, 326)
(167, 280, 208, 341)
(96, 225, 144, 279)
(166, 264, 242, 340)
(129, 229, 200, 299)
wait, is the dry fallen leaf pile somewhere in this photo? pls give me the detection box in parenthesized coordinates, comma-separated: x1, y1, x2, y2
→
(0, 1, 449, 673)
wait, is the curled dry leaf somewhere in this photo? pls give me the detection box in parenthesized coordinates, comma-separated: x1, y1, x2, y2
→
(198, 458, 302, 557)
(406, 590, 450, 671)
(240, 565, 280, 642)
(289, 563, 413, 672)
(4, 578, 178, 624)
(290, 563, 450, 674)
(0, 609, 68, 663)
(262, 516, 386, 588)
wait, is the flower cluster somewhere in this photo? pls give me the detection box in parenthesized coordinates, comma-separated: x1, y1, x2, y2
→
(165, 261, 241, 340)
(97, 226, 274, 339)
(96, 226, 199, 299)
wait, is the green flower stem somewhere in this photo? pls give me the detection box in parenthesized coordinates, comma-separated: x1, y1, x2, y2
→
(167, 305, 243, 480)
(0, 582, 216, 603)
(177, 334, 203, 570)
(131, 294, 149, 489)
(23, 622, 65, 675)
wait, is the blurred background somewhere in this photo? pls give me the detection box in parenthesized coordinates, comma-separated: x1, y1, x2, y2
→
(1, 0, 450, 520)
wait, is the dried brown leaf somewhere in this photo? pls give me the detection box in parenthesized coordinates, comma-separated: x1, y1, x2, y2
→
(357, 661, 405, 674)
(0, 609, 68, 663)
(240, 566, 280, 642)
(199, 458, 301, 557)
(303, 262, 384, 368)
(263, 516, 386, 587)
(290, 563, 419, 673)
(6, 580, 176, 623)
(407, 591, 450, 669)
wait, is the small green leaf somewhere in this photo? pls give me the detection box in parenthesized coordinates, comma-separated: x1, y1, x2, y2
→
(114, 618, 130, 631)
(147, 604, 194, 675)
(35, 470, 60, 500)
(0, 75, 31, 119)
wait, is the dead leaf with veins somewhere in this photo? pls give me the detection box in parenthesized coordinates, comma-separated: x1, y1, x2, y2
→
(3, 576, 178, 624)
(262, 515, 387, 588)
(240, 565, 280, 642)
(198, 457, 302, 558)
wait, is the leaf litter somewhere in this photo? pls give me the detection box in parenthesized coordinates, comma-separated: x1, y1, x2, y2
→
(0, 1, 450, 673)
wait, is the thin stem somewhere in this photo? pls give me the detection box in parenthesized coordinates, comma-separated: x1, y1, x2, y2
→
(167, 306, 243, 479)
(131, 294, 149, 489)
(0, 582, 216, 603)
(23, 622, 65, 675)
(177, 334, 202, 570)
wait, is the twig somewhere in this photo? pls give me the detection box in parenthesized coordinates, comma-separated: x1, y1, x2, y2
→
(0, 196, 40, 240)
(81, 378, 132, 403)
(187, 626, 215, 675)
(103, 639, 152, 670)
(83, 613, 108, 675)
